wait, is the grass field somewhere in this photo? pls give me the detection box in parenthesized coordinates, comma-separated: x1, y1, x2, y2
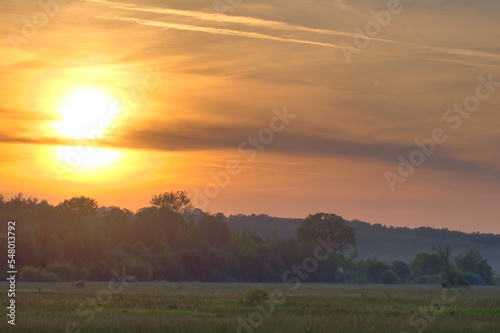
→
(1, 282, 499, 332)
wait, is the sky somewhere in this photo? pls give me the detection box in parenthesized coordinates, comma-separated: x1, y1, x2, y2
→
(1, 0, 499, 233)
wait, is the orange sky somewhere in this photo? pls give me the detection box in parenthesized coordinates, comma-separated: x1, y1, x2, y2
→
(1, 0, 499, 233)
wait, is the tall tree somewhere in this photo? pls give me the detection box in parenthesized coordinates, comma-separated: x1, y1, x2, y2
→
(150, 191, 193, 213)
(295, 213, 355, 253)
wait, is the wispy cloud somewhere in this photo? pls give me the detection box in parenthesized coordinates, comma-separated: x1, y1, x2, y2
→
(87, 0, 500, 64)
(96, 16, 344, 49)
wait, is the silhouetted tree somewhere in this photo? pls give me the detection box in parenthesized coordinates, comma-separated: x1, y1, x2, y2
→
(150, 191, 193, 213)
(455, 249, 493, 284)
(296, 213, 355, 253)
(392, 260, 411, 279)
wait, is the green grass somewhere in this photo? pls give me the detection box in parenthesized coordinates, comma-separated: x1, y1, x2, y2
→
(1, 282, 499, 332)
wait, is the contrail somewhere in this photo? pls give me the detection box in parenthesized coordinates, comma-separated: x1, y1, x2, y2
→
(96, 16, 500, 70)
(85, 0, 403, 44)
(96, 16, 344, 49)
(86, 0, 500, 62)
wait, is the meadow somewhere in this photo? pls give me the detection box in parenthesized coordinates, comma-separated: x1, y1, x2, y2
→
(1, 282, 499, 332)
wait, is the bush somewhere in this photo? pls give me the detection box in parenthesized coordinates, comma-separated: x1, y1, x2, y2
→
(380, 270, 399, 284)
(45, 262, 76, 282)
(123, 257, 153, 281)
(42, 272, 62, 282)
(461, 272, 485, 285)
(75, 280, 86, 288)
(355, 278, 369, 284)
(20, 266, 43, 282)
(78, 267, 90, 281)
(440, 268, 469, 288)
(392, 260, 411, 279)
(412, 275, 440, 285)
(243, 288, 270, 305)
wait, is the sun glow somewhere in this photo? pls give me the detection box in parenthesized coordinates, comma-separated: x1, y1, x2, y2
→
(56, 146, 122, 169)
(54, 89, 119, 139)
(51, 87, 124, 174)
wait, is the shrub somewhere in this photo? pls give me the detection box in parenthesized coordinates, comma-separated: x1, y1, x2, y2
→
(123, 257, 153, 281)
(355, 278, 369, 284)
(42, 272, 62, 282)
(20, 266, 43, 282)
(380, 270, 399, 284)
(392, 260, 411, 279)
(440, 268, 469, 288)
(412, 275, 440, 285)
(45, 261, 76, 282)
(75, 280, 86, 288)
(243, 288, 270, 305)
(461, 272, 485, 285)
(78, 267, 90, 281)
(367, 262, 390, 283)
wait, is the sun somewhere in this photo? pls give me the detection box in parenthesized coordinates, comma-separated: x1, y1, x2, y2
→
(54, 89, 120, 139)
(51, 87, 124, 174)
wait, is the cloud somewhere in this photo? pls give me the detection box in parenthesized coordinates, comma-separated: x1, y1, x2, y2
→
(87, 0, 500, 66)
(108, 122, 500, 177)
(96, 16, 344, 49)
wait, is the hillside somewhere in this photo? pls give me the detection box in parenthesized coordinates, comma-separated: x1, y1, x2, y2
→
(225, 214, 500, 272)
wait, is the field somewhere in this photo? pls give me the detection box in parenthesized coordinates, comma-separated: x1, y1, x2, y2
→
(1, 282, 499, 332)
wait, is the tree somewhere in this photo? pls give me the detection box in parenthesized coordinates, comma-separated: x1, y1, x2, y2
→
(57, 196, 98, 219)
(295, 213, 355, 253)
(367, 262, 390, 283)
(122, 257, 153, 281)
(17, 226, 40, 266)
(20, 266, 43, 282)
(392, 260, 411, 279)
(380, 270, 399, 284)
(46, 261, 77, 282)
(455, 249, 493, 284)
(150, 191, 193, 213)
(44, 233, 65, 265)
(410, 252, 441, 277)
(195, 214, 231, 247)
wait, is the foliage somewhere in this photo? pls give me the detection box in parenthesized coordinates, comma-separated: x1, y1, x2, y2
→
(295, 213, 355, 253)
(440, 267, 469, 288)
(45, 261, 76, 282)
(2, 192, 496, 285)
(411, 252, 442, 276)
(57, 196, 98, 217)
(20, 266, 43, 282)
(242, 288, 270, 305)
(412, 275, 440, 284)
(380, 270, 399, 284)
(392, 260, 411, 279)
(75, 280, 86, 288)
(366, 262, 390, 283)
(122, 257, 153, 282)
(41, 272, 63, 282)
(455, 249, 493, 284)
(461, 272, 485, 285)
(150, 191, 193, 213)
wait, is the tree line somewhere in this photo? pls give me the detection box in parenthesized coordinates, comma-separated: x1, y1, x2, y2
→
(0, 192, 495, 285)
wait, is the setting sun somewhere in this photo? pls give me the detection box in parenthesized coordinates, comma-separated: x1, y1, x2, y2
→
(53, 89, 119, 139)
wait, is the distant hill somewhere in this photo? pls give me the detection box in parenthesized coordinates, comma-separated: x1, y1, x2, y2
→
(225, 214, 500, 272)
